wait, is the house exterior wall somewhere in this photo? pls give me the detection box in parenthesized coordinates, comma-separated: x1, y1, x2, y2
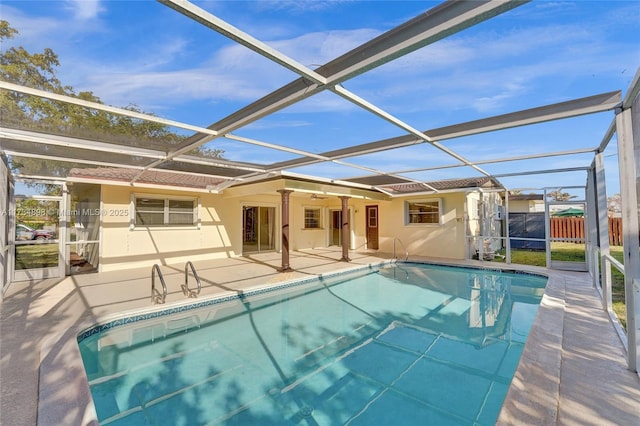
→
(508, 199, 544, 213)
(97, 183, 489, 271)
(100, 185, 240, 271)
(375, 193, 467, 259)
(100, 185, 364, 271)
(509, 200, 533, 213)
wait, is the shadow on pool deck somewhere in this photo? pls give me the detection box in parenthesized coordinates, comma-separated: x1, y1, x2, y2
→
(1, 248, 639, 425)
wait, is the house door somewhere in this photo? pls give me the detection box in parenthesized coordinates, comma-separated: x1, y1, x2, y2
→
(330, 210, 342, 246)
(243, 206, 275, 254)
(366, 205, 379, 250)
(13, 196, 63, 281)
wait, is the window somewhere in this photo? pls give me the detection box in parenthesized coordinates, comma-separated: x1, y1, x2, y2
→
(304, 208, 321, 229)
(135, 196, 196, 226)
(168, 199, 195, 224)
(406, 199, 441, 225)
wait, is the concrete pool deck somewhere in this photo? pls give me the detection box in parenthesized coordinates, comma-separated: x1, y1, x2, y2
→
(1, 248, 639, 425)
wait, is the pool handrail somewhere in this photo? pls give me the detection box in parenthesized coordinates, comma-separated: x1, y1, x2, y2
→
(393, 237, 409, 261)
(183, 260, 202, 297)
(151, 264, 167, 304)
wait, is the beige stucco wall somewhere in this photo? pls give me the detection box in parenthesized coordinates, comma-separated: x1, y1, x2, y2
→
(376, 193, 468, 260)
(100, 185, 242, 271)
(509, 199, 538, 213)
(98, 183, 481, 271)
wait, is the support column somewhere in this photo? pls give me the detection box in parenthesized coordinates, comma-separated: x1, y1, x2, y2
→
(339, 196, 351, 262)
(277, 190, 293, 272)
(594, 153, 612, 309)
(616, 101, 640, 373)
(0, 155, 8, 298)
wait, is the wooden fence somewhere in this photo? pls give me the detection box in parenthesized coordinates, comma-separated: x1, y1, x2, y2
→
(608, 217, 623, 246)
(550, 217, 623, 246)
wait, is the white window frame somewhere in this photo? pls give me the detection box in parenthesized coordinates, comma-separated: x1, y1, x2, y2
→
(303, 206, 322, 229)
(405, 198, 442, 226)
(130, 193, 200, 229)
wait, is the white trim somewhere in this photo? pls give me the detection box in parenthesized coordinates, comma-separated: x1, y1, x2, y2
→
(302, 206, 323, 230)
(240, 203, 279, 254)
(131, 193, 199, 229)
(404, 198, 443, 226)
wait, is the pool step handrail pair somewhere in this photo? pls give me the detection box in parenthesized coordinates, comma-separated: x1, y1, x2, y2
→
(151, 264, 167, 304)
(393, 237, 409, 261)
(151, 261, 202, 304)
(182, 261, 202, 298)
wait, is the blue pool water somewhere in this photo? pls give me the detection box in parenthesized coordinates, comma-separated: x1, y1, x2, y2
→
(78, 263, 547, 425)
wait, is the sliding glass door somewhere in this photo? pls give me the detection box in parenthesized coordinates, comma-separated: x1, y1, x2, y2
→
(13, 195, 62, 281)
(242, 206, 275, 254)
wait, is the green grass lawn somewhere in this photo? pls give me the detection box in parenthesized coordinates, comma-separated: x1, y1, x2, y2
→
(609, 247, 626, 329)
(495, 243, 626, 328)
(15, 244, 59, 270)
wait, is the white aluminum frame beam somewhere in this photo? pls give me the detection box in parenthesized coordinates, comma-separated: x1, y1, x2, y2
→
(2, 84, 383, 177)
(158, 0, 327, 86)
(0, 127, 166, 159)
(0, 126, 268, 175)
(269, 91, 622, 172)
(491, 167, 589, 178)
(427, 91, 622, 140)
(346, 147, 597, 179)
(226, 134, 440, 191)
(623, 67, 640, 110)
(0, 81, 218, 137)
(167, 0, 529, 155)
(594, 152, 612, 310)
(597, 118, 617, 153)
(1, 81, 617, 194)
(616, 92, 640, 373)
(330, 85, 495, 180)
(0, 149, 145, 171)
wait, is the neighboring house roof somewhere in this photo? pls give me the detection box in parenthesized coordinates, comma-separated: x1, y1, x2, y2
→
(379, 177, 502, 194)
(508, 194, 544, 201)
(69, 168, 227, 190)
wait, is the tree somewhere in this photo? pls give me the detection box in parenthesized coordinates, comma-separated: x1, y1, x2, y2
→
(546, 190, 577, 202)
(1, 20, 223, 194)
(607, 193, 622, 216)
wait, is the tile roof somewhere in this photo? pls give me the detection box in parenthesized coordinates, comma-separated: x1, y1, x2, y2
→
(508, 194, 544, 201)
(69, 168, 227, 190)
(69, 167, 502, 195)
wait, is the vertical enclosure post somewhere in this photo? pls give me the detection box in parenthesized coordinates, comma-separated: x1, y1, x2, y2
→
(277, 190, 294, 272)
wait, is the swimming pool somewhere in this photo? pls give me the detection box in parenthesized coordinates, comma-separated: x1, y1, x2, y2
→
(77, 263, 546, 425)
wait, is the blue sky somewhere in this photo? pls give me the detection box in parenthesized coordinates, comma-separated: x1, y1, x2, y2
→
(3, 0, 639, 197)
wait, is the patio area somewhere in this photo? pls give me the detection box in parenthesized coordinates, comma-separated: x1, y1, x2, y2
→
(1, 249, 639, 425)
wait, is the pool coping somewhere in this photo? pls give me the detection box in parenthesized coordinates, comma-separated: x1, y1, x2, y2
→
(39, 259, 557, 425)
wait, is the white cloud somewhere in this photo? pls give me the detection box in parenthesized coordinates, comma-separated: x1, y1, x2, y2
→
(270, 29, 381, 66)
(65, 0, 105, 20)
(1, 6, 62, 44)
(82, 69, 268, 108)
(69, 27, 383, 111)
